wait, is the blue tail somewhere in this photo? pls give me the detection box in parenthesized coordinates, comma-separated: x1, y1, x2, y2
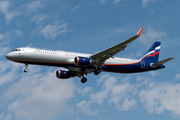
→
(140, 42, 161, 63)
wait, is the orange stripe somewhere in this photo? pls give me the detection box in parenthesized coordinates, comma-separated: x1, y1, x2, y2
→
(58, 70, 61, 78)
(77, 56, 80, 65)
(104, 61, 141, 66)
(16, 60, 142, 66)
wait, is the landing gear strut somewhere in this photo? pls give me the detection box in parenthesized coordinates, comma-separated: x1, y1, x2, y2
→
(81, 77, 87, 83)
(94, 68, 101, 75)
(24, 63, 28, 73)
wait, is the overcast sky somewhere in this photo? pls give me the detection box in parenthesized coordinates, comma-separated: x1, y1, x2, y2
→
(0, 0, 180, 120)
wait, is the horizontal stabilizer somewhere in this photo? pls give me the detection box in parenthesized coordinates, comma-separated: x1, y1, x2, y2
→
(151, 57, 174, 67)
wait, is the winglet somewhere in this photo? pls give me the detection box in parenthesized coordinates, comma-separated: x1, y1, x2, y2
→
(137, 27, 143, 36)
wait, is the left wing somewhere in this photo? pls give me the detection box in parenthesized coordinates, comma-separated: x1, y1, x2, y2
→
(90, 27, 143, 68)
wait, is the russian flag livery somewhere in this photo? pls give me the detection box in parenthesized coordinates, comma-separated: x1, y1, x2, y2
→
(5, 27, 174, 84)
(141, 42, 161, 63)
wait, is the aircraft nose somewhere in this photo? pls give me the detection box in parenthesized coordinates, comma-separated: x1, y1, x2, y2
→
(6, 53, 13, 60)
(6, 53, 10, 59)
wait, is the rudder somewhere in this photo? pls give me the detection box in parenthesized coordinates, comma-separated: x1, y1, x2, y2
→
(140, 42, 161, 63)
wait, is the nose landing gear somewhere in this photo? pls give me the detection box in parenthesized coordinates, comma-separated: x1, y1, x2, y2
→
(24, 63, 28, 73)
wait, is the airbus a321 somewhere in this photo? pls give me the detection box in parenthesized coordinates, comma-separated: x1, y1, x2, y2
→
(6, 27, 174, 83)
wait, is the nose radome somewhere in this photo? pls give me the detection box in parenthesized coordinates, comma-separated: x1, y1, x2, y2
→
(6, 53, 13, 60)
(6, 53, 10, 59)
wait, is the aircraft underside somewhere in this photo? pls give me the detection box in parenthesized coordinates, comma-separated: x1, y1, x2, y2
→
(16, 60, 165, 75)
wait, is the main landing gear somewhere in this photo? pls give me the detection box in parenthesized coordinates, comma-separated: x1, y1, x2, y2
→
(24, 63, 28, 73)
(81, 77, 87, 83)
(94, 68, 101, 75)
(80, 68, 101, 83)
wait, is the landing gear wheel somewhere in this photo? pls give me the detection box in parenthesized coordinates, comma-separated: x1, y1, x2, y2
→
(94, 69, 101, 75)
(24, 69, 28, 73)
(81, 77, 87, 83)
(24, 63, 28, 73)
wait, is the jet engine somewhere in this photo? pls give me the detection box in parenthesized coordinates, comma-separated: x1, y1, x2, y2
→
(74, 56, 92, 66)
(56, 70, 71, 79)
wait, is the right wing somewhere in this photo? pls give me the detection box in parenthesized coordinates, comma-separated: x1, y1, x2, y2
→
(90, 27, 143, 68)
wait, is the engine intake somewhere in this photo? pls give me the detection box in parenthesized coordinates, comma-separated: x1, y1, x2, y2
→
(74, 56, 91, 66)
(56, 70, 71, 79)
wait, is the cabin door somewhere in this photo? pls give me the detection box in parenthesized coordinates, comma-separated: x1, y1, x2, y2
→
(141, 60, 145, 68)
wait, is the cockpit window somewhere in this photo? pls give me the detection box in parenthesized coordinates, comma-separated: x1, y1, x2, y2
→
(12, 49, 21, 51)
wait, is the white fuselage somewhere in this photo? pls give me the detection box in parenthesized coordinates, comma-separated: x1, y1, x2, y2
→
(6, 47, 139, 72)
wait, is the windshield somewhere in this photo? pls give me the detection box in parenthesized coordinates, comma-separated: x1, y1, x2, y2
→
(12, 49, 21, 51)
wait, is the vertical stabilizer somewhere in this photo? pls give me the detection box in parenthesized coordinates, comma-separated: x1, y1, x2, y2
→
(140, 42, 161, 63)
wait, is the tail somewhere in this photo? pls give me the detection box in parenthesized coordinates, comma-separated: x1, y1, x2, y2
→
(140, 41, 161, 63)
(140, 41, 174, 67)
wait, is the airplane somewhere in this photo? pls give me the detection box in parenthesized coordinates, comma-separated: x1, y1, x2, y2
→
(5, 27, 174, 83)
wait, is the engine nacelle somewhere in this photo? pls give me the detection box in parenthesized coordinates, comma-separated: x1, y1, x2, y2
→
(74, 56, 91, 66)
(56, 70, 71, 79)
